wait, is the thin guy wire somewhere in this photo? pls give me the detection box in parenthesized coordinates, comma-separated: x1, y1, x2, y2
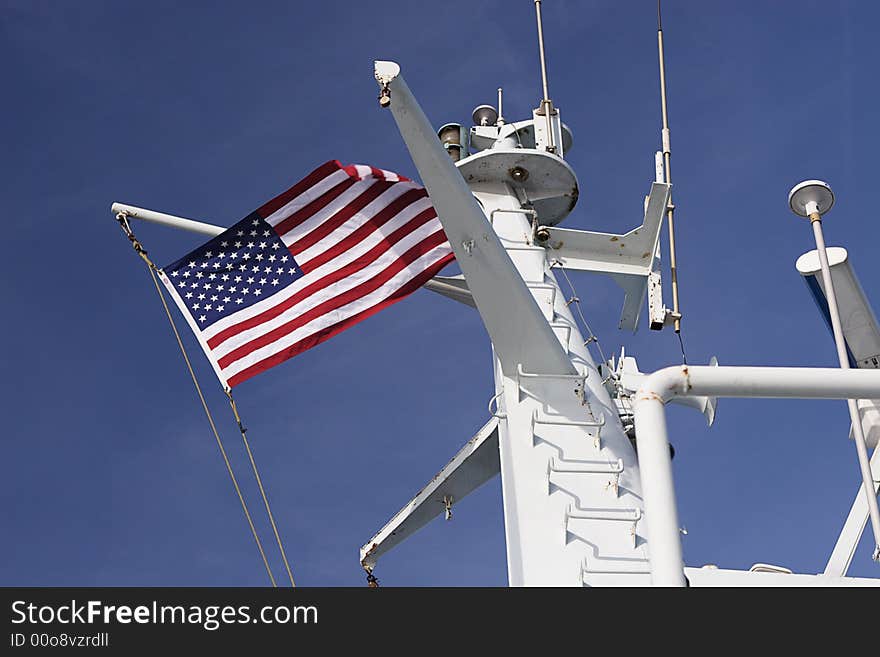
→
(118, 217, 278, 586)
(227, 392, 297, 587)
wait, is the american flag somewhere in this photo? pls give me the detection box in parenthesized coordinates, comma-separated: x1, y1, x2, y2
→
(159, 160, 453, 388)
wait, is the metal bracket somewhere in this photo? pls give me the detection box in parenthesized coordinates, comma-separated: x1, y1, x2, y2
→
(566, 506, 642, 548)
(616, 352, 719, 427)
(442, 495, 453, 521)
(516, 363, 588, 402)
(549, 457, 623, 496)
(488, 390, 507, 419)
(540, 181, 671, 331)
(359, 416, 500, 569)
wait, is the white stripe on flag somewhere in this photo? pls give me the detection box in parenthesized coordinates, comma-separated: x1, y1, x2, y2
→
(295, 195, 432, 265)
(263, 168, 350, 228)
(275, 178, 379, 244)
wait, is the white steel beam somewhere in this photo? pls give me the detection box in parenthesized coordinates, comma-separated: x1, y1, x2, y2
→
(374, 60, 575, 377)
(360, 417, 500, 570)
(543, 182, 669, 277)
(423, 275, 475, 308)
(824, 446, 880, 577)
(542, 182, 670, 331)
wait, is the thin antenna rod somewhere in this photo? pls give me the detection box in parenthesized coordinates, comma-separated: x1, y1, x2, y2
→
(657, 0, 682, 332)
(534, 0, 551, 102)
(497, 87, 505, 125)
(533, 0, 557, 152)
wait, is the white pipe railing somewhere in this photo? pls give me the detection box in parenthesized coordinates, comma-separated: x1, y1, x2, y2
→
(634, 364, 880, 587)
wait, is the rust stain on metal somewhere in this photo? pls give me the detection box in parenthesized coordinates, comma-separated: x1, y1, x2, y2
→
(567, 186, 579, 212)
(361, 543, 379, 569)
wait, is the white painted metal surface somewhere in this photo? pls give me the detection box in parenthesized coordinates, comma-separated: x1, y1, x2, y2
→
(456, 147, 578, 225)
(796, 247, 880, 369)
(539, 181, 671, 331)
(374, 60, 574, 378)
(794, 246, 880, 573)
(685, 566, 880, 587)
(634, 364, 880, 584)
(789, 179, 835, 217)
(640, 365, 880, 401)
(617, 354, 717, 426)
(825, 445, 880, 576)
(110, 202, 225, 236)
(360, 417, 500, 570)
(852, 399, 880, 449)
(631, 392, 684, 586)
(423, 274, 475, 308)
(802, 205, 880, 562)
(373, 60, 651, 586)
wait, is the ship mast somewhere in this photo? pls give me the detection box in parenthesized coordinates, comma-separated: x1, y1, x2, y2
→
(365, 3, 672, 585)
(111, 1, 880, 587)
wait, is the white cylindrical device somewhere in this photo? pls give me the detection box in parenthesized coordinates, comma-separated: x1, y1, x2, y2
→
(796, 248, 880, 369)
(797, 247, 880, 448)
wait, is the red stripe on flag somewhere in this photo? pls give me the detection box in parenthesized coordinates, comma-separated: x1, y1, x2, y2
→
(226, 252, 454, 387)
(303, 200, 434, 273)
(286, 180, 396, 256)
(270, 176, 358, 238)
(217, 230, 450, 369)
(257, 160, 343, 218)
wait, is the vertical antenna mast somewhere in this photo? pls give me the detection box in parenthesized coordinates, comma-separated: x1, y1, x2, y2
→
(534, 0, 557, 152)
(657, 1, 682, 332)
(497, 87, 505, 125)
(535, 0, 551, 102)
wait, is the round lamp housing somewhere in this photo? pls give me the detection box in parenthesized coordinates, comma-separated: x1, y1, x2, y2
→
(472, 104, 499, 127)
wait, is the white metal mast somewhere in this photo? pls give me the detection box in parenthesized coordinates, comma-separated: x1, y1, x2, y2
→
(370, 58, 656, 586)
(360, 6, 880, 587)
(363, 2, 679, 585)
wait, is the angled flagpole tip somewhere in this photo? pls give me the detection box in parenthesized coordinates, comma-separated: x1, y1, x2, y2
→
(374, 61, 401, 107)
(111, 202, 226, 237)
(374, 60, 401, 82)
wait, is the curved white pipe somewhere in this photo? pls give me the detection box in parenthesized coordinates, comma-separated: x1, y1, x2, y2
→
(633, 364, 880, 587)
(644, 365, 880, 401)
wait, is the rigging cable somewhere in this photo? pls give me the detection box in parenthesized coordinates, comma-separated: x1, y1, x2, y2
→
(554, 261, 616, 383)
(676, 330, 688, 366)
(116, 213, 278, 587)
(226, 391, 297, 587)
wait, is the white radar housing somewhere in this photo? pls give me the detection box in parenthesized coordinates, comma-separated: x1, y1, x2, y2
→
(789, 179, 835, 218)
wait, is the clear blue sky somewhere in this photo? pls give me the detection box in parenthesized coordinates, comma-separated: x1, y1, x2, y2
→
(2, 0, 879, 585)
